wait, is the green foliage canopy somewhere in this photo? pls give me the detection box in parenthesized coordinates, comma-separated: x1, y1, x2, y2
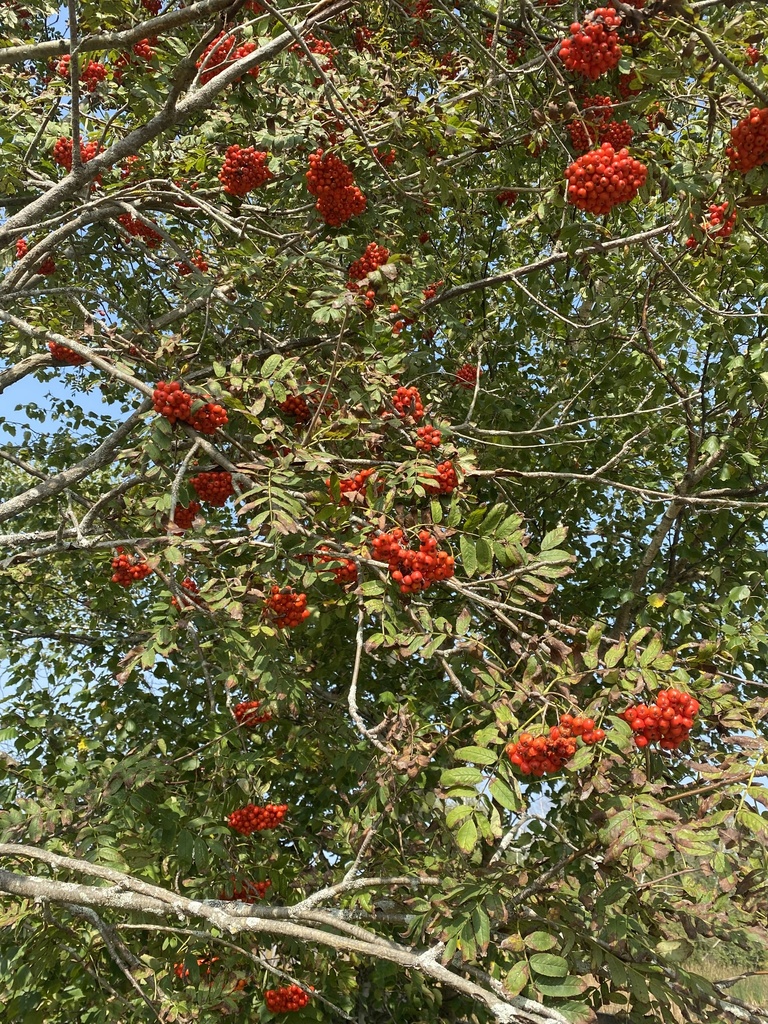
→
(1, 0, 768, 1021)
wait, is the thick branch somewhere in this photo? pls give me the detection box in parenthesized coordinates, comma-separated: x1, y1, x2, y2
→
(0, 0, 237, 65)
(0, 845, 561, 1024)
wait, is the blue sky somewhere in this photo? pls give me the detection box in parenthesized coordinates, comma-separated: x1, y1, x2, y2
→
(1, 364, 123, 442)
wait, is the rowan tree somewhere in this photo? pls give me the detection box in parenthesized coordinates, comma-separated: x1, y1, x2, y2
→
(1, 0, 768, 1022)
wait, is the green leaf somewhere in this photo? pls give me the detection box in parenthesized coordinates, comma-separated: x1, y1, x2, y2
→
(475, 538, 493, 574)
(639, 634, 664, 667)
(656, 939, 693, 963)
(441, 766, 484, 787)
(455, 817, 478, 854)
(529, 953, 569, 978)
(177, 828, 194, 869)
(261, 353, 283, 377)
(541, 524, 568, 550)
(604, 640, 626, 668)
(460, 535, 478, 578)
(504, 961, 529, 997)
(534, 977, 584, 998)
(479, 503, 507, 536)
(455, 745, 498, 766)
(456, 607, 471, 634)
(489, 777, 522, 811)
(524, 931, 558, 951)
(446, 805, 474, 828)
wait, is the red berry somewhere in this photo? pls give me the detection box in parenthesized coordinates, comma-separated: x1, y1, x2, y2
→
(727, 107, 768, 172)
(264, 984, 311, 1012)
(415, 425, 442, 451)
(111, 547, 153, 587)
(228, 802, 288, 835)
(219, 145, 273, 196)
(234, 700, 272, 727)
(423, 460, 458, 496)
(454, 363, 479, 389)
(564, 142, 647, 215)
(170, 502, 201, 530)
(118, 212, 162, 248)
(264, 586, 310, 628)
(306, 149, 366, 226)
(48, 341, 85, 365)
(197, 31, 260, 84)
(559, 7, 623, 80)
(190, 471, 235, 506)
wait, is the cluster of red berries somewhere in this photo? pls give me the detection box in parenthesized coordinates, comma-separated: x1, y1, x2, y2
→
(565, 143, 647, 214)
(292, 33, 336, 72)
(197, 31, 260, 84)
(234, 700, 272, 726)
(496, 190, 518, 206)
(374, 146, 396, 166)
(15, 238, 27, 259)
(726, 107, 768, 172)
(177, 250, 209, 275)
(219, 145, 273, 196)
(619, 688, 699, 749)
(455, 363, 479, 388)
(422, 280, 443, 300)
(228, 803, 288, 834)
(507, 715, 604, 776)
(170, 502, 201, 530)
(141, 0, 161, 12)
(47, 341, 85, 364)
(600, 120, 634, 150)
(111, 548, 153, 587)
(686, 202, 737, 249)
(152, 380, 193, 422)
(188, 400, 229, 434)
(355, 25, 374, 51)
(306, 149, 367, 226)
(565, 95, 618, 151)
(153, 381, 228, 434)
(348, 242, 390, 283)
(372, 529, 455, 594)
(171, 578, 204, 610)
(81, 60, 107, 90)
(132, 37, 156, 60)
(415, 425, 441, 451)
(190, 470, 235, 506)
(265, 985, 312, 1012)
(330, 466, 378, 504)
(391, 386, 424, 421)
(120, 154, 142, 179)
(52, 136, 102, 172)
(278, 394, 311, 421)
(317, 547, 358, 585)
(559, 8, 623, 80)
(424, 460, 458, 495)
(118, 212, 162, 249)
(746, 45, 762, 66)
(618, 72, 642, 99)
(36, 255, 57, 274)
(221, 878, 272, 901)
(265, 586, 310, 628)
(113, 39, 154, 80)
